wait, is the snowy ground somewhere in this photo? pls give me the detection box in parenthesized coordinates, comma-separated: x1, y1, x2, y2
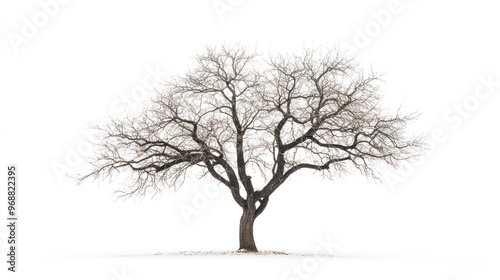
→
(4, 251, 498, 280)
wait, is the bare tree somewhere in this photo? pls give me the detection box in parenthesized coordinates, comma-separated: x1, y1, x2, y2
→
(79, 45, 424, 252)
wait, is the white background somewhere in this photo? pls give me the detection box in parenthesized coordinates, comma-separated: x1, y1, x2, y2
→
(1, 0, 499, 279)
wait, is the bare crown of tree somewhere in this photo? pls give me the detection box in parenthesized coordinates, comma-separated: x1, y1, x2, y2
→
(79, 45, 423, 251)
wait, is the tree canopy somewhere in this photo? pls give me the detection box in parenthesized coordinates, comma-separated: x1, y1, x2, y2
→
(79, 45, 424, 251)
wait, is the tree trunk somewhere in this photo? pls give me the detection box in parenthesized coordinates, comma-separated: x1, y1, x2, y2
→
(239, 207, 257, 251)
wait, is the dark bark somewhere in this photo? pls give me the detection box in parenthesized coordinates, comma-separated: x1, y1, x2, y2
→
(239, 194, 260, 251)
(239, 207, 257, 251)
